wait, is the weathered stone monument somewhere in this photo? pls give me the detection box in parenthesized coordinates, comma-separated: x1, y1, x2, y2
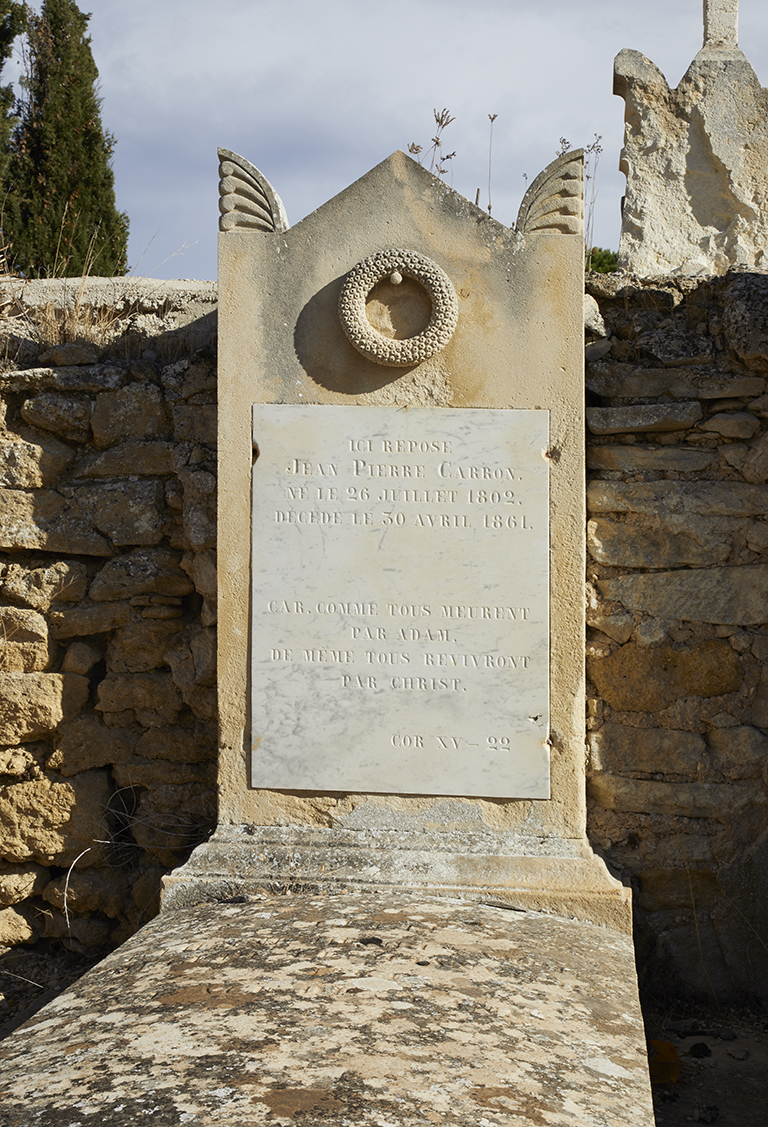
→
(0, 151, 654, 1126)
(616, 0, 768, 274)
(165, 145, 631, 931)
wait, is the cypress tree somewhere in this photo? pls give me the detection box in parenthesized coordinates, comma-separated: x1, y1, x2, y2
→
(0, 3, 25, 189)
(4, 0, 128, 277)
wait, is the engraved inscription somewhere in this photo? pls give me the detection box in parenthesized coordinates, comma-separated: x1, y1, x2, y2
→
(251, 405, 550, 799)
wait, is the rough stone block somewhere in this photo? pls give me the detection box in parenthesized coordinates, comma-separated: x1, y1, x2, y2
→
(165, 639, 216, 720)
(165, 645, 195, 693)
(722, 273, 768, 372)
(161, 355, 217, 404)
(586, 445, 715, 473)
(40, 909, 112, 948)
(586, 403, 702, 435)
(742, 526, 768, 578)
(131, 782, 214, 865)
(112, 758, 214, 788)
(95, 673, 182, 728)
(62, 642, 101, 675)
(173, 446, 216, 551)
(200, 597, 216, 628)
(589, 723, 705, 776)
(0, 364, 126, 394)
(90, 547, 193, 601)
(172, 404, 217, 446)
(598, 565, 768, 625)
(721, 442, 749, 471)
(587, 480, 768, 517)
(0, 561, 87, 610)
(0, 744, 45, 779)
(588, 640, 741, 711)
(38, 343, 100, 367)
(183, 685, 216, 722)
(588, 774, 759, 818)
(0, 606, 50, 673)
(749, 393, 768, 416)
(0, 488, 111, 555)
(0, 769, 111, 865)
(633, 618, 668, 647)
(72, 442, 174, 478)
(20, 392, 92, 442)
(101, 709, 135, 728)
(49, 715, 139, 776)
(0, 607, 45, 646)
(0, 429, 73, 488)
(750, 668, 768, 729)
(637, 329, 713, 367)
(586, 609, 633, 643)
(66, 481, 165, 546)
(50, 601, 135, 640)
(645, 832, 714, 866)
(182, 500, 216, 550)
(107, 619, 183, 674)
(0, 673, 89, 746)
(584, 294, 606, 336)
(129, 865, 165, 921)
(707, 726, 768, 777)
(0, 905, 35, 944)
(190, 629, 216, 686)
(699, 412, 761, 439)
(0, 606, 44, 644)
(584, 338, 612, 362)
(182, 548, 217, 600)
(0, 862, 47, 907)
(90, 385, 169, 448)
(587, 517, 730, 568)
(741, 434, 768, 484)
(42, 869, 129, 919)
(136, 726, 215, 764)
(139, 605, 182, 620)
(586, 361, 765, 401)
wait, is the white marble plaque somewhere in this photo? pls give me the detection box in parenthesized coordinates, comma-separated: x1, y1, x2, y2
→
(251, 406, 549, 798)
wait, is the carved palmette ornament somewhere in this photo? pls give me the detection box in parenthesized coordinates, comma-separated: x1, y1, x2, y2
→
(338, 249, 459, 367)
(516, 149, 583, 236)
(217, 148, 289, 233)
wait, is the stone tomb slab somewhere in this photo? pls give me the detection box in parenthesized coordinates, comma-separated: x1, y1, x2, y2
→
(251, 405, 549, 797)
(0, 893, 654, 1127)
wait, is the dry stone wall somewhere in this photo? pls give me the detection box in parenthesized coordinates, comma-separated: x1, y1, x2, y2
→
(4, 273, 768, 1008)
(585, 269, 768, 1004)
(0, 279, 217, 956)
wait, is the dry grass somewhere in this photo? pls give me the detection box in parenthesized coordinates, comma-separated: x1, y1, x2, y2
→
(35, 294, 119, 350)
(0, 221, 128, 362)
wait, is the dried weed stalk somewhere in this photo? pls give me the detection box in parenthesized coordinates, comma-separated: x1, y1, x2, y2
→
(409, 107, 455, 178)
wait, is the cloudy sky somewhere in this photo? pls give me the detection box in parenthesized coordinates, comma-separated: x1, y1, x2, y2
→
(15, 0, 768, 280)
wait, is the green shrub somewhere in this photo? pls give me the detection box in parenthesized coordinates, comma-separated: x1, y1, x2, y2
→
(586, 247, 618, 274)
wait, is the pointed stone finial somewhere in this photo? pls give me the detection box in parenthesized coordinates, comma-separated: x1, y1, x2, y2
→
(703, 0, 738, 47)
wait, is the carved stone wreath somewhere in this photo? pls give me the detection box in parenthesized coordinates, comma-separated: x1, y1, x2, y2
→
(338, 249, 458, 367)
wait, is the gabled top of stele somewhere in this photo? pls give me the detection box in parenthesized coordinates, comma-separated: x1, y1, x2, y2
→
(615, 0, 768, 276)
(217, 146, 583, 240)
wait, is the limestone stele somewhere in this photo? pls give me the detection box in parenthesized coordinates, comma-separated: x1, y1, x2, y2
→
(166, 146, 630, 931)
